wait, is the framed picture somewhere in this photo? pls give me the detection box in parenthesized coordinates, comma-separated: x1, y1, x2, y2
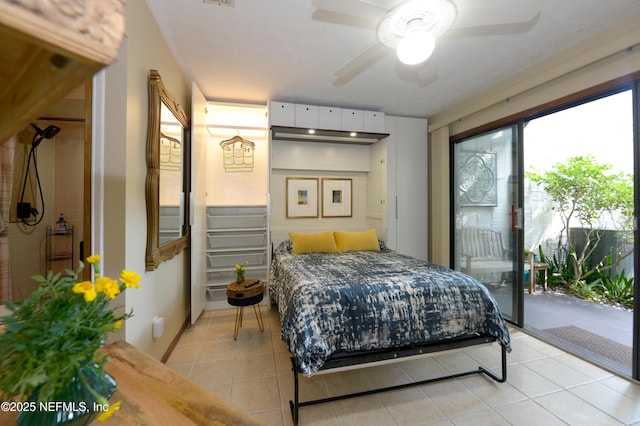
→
(286, 177, 319, 218)
(322, 178, 352, 218)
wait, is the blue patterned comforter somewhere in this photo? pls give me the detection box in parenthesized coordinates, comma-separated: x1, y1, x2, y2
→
(271, 240, 511, 377)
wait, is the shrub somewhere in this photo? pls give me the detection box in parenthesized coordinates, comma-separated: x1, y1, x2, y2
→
(591, 270, 634, 308)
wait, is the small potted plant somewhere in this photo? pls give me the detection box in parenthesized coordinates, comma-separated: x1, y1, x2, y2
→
(235, 261, 248, 284)
(0, 255, 141, 425)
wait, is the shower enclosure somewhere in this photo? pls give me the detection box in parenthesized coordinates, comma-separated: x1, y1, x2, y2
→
(1, 120, 85, 302)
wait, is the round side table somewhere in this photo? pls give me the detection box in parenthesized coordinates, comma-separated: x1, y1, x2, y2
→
(226, 279, 264, 340)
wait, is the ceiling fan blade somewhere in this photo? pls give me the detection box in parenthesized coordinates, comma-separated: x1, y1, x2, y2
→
(312, 0, 389, 22)
(452, 0, 543, 29)
(397, 61, 438, 88)
(312, 9, 379, 30)
(333, 43, 391, 86)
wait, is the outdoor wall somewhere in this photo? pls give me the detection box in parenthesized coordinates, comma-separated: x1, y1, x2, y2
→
(454, 133, 513, 237)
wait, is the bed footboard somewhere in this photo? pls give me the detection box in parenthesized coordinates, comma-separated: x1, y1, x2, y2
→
(289, 336, 507, 425)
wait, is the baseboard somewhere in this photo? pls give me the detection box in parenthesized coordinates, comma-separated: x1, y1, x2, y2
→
(161, 312, 191, 364)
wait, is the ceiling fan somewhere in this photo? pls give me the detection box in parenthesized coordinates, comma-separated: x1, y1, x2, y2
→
(312, 0, 544, 84)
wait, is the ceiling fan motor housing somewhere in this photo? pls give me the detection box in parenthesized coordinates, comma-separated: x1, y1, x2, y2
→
(379, 0, 458, 47)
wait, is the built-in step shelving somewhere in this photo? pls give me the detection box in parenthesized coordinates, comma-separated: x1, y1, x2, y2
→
(205, 205, 268, 309)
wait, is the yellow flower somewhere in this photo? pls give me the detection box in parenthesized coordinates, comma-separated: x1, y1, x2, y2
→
(84, 289, 97, 302)
(96, 400, 121, 422)
(72, 281, 92, 293)
(95, 277, 120, 299)
(235, 261, 247, 273)
(0, 253, 142, 409)
(72, 281, 97, 302)
(120, 270, 141, 289)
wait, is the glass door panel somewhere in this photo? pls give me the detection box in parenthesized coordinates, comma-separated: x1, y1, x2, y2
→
(452, 126, 521, 323)
(523, 89, 635, 377)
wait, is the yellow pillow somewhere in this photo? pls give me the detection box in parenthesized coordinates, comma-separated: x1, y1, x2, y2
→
(334, 229, 380, 252)
(289, 231, 338, 254)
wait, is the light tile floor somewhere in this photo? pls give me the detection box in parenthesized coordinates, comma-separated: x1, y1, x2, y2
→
(166, 306, 640, 426)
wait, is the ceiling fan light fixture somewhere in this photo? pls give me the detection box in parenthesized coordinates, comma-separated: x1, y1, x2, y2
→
(388, 0, 456, 39)
(377, 0, 456, 64)
(396, 30, 435, 65)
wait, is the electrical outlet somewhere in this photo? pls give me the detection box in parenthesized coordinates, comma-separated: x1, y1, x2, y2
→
(152, 316, 164, 339)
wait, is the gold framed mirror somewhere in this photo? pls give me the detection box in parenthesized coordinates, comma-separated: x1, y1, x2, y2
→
(145, 69, 190, 271)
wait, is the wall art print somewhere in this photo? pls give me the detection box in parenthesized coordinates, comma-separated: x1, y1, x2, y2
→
(286, 177, 319, 218)
(321, 178, 352, 218)
(458, 151, 497, 206)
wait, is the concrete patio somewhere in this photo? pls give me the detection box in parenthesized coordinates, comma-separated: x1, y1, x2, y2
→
(523, 288, 634, 375)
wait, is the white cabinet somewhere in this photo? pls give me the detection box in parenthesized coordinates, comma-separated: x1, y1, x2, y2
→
(270, 101, 384, 134)
(369, 116, 428, 261)
(364, 111, 385, 133)
(269, 101, 295, 127)
(205, 205, 269, 309)
(319, 106, 342, 130)
(342, 108, 365, 132)
(367, 138, 387, 238)
(295, 104, 319, 128)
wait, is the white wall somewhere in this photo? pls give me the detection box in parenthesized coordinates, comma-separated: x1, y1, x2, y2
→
(270, 140, 371, 245)
(53, 122, 84, 252)
(270, 170, 369, 245)
(101, 1, 190, 360)
(206, 136, 269, 206)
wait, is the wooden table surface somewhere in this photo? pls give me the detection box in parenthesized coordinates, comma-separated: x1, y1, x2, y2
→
(0, 340, 262, 425)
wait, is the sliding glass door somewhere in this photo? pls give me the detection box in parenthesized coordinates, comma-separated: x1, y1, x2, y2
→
(452, 126, 523, 324)
(522, 89, 635, 376)
(450, 86, 639, 380)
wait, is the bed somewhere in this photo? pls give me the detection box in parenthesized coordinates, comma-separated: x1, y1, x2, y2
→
(270, 232, 511, 424)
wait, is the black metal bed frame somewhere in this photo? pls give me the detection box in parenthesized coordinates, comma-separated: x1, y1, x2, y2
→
(289, 334, 508, 425)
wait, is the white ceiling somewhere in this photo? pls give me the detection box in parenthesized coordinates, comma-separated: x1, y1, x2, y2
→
(146, 0, 640, 119)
